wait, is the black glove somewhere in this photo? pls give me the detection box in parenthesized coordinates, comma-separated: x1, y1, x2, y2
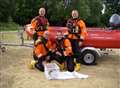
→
(33, 32, 38, 41)
(47, 51, 53, 56)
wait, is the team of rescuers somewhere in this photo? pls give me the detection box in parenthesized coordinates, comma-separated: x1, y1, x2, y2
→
(29, 7, 87, 72)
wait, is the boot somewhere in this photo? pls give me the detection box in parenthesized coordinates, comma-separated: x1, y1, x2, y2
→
(75, 63, 81, 72)
(59, 62, 65, 70)
(29, 60, 37, 69)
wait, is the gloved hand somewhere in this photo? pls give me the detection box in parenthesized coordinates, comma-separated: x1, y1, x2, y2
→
(47, 51, 53, 56)
(78, 41, 83, 46)
(63, 51, 67, 56)
(46, 55, 50, 61)
(80, 36, 84, 41)
(35, 38, 41, 45)
(56, 51, 62, 56)
(33, 32, 38, 41)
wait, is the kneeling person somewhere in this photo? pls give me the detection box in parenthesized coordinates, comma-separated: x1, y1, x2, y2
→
(46, 32, 74, 72)
(30, 31, 49, 72)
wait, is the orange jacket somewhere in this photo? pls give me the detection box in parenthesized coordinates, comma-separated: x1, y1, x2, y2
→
(34, 43, 47, 58)
(31, 16, 49, 36)
(46, 39, 56, 52)
(67, 18, 87, 39)
(63, 38, 73, 56)
(46, 38, 73, 56)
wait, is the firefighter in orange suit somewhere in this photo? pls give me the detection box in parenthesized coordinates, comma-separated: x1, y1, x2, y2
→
(31, 7, 49, 41)
(30, 31, 49, 72)
(46, 32, 74, 72)
(29, 8, 49, 71)
(66, 10, 87, 71)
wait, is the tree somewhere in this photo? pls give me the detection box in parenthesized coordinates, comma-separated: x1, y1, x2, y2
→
(43, 0, 91, 26)
(86, 0, 103, 26)
(0, 0, 11, 22)
(101, 0, 120, 26)
(63, 0, 102, 27)
(12, 0, 43, 25)
(74, 0, 91, 20)
(43, 0, 71, 26)
(0, 0, 104, 27)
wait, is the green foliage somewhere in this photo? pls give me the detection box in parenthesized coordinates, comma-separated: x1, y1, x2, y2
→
(101, 0, 120, 27)
(42, 0, 103, 26)
(75, 0, 91, 20)
(43, 0, 75, 26)
(1, 0, 116, 27)
(86, 0, 103, 26)
(0, 22, 21, 31)
(12, 0, 43, 25)
(0, 0, 11, 22)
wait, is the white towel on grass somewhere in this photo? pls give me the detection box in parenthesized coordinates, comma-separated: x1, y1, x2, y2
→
(44, 63, 88, 80)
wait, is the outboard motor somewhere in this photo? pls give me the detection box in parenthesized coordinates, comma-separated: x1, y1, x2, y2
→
(109, 14, 120, 30)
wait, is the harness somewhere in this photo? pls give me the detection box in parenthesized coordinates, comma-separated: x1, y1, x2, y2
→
(56, 38, 65, 55)
(67, 18, 81, 38)
(35, 16, 48, 32)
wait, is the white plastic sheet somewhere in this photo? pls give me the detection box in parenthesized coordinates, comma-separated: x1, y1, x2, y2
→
(44, 63, 88, 80)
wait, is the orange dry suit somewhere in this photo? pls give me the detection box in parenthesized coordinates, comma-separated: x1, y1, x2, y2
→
(66, 18, 87, 63)
(46, 37, 74, 72)
(66, 18, 87, 40)
(33, 36, 48, 72)
(46, 38, 73, 57)
(33, 37, 48, 59)
(31, 16, 49, 41)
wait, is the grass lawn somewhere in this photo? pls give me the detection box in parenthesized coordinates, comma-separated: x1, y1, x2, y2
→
(0, 22, 32, 44)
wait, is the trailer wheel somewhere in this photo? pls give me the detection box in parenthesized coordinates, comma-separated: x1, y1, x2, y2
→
(81, 50, 97, 65)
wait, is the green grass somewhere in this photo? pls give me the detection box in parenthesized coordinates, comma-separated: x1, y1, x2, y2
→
(0, 22, 21, 31)
(0, 32, 20, 43)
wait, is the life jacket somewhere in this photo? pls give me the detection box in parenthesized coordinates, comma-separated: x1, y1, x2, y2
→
(56, 38, 73, 56)
(67, 18, 87, 39)
(46, 37, 72, 56)
(56, 38, 65, 55)
(67, 18, 81, 34)
(35, 16, 48, 32)
(31, 16, 49, 37)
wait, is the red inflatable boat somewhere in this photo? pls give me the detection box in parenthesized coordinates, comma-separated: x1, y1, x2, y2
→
(84, 28, 120, 48)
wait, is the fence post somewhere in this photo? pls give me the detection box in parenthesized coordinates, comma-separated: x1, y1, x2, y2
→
(18, 27, 24, 46)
